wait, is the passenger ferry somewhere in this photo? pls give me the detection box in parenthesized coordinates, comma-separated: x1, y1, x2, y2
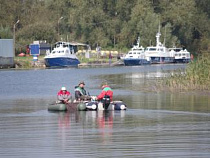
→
(168, 47, 191, 63)
(144, 27, 174, 64)
(122, 37, 151, 66)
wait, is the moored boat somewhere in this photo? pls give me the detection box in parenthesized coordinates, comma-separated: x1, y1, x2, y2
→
(168, 47, 191, 63)
(144, 26, 174, 64)
(122, 37, 151, 66)
(44, 41, 86, 67)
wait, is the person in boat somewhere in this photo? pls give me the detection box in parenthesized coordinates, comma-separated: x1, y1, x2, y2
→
(95, 82, 113, 110)
(57, 87, 71, 104)
(74, 81, 91, 101)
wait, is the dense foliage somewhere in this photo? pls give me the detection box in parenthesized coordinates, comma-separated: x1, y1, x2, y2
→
(1, 0, 210, 53)
(162, 53, 210, 91)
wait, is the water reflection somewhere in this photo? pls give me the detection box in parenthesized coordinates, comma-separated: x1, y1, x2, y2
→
(96, 110, 113, 144)
(56, 110, 127, 146)
(120, 92, 210, 113)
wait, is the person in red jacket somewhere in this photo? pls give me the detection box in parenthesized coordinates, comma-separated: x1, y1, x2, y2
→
(96, 82, 113, 110)
(97, 83, 113, 101)
(57, 87, 71, 104)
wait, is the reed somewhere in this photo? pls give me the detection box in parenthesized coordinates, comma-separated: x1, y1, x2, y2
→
(161, 53, 210, 91)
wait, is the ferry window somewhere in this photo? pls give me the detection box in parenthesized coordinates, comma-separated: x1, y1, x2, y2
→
(133, 53, 136, 54)
(182, 53, 185, 56)
(150, 48, 156, 51)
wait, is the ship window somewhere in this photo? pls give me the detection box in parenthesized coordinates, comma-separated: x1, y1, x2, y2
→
(150, 48, 156, 51)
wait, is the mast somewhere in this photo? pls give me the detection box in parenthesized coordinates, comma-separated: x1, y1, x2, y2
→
(136, 36, 140, 47)
(156, 21, 161, 47)
(163, 26, 166, 46)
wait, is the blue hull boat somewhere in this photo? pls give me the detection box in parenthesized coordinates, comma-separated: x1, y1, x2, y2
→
(45, 57, 80, 67)
(44, 41, 86, 67)
(123, 58, 150, 66)
(122, 36, 151, 66)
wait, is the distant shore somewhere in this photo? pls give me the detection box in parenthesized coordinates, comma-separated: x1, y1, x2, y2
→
(13, 55, 123, 69)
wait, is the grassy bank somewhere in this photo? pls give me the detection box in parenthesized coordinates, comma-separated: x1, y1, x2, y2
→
(14, 56, 45, 69)
(14, 55, 118, 69)
(159, 53, 210, 92)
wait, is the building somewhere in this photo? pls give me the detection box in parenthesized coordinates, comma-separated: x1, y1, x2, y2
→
(0, 39, 14, 68)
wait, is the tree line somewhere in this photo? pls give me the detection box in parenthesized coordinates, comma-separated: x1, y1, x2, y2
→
(0, 0, 210, 54)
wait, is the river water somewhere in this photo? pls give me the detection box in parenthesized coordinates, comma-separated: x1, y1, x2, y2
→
(0, 64, 210, 158)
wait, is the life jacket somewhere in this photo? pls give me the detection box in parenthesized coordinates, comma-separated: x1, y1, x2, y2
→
(74, 86, 86, 96)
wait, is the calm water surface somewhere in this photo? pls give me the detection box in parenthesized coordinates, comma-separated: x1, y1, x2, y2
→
(0, 64, 210, 158)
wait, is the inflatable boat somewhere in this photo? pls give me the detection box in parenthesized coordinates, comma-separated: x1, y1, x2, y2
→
(47, 100, 127, 112)
(48, 102, 86, 111)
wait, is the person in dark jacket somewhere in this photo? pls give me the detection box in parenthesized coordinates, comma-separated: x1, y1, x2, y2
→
(57, 87, 71, 104)
(74, 81, 91, 101)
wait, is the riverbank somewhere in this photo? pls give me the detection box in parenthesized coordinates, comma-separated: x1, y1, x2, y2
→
(11, 53, 210, 96)
(156, 53, 210, 93)
(14, 55, 123, 69)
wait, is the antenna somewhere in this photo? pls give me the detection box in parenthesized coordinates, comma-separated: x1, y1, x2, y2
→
(163, 26, 166, 46)
(158, 21, 161, 34)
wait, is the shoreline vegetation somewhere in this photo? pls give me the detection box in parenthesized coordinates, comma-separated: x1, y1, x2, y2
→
(154, 53, 210, 95)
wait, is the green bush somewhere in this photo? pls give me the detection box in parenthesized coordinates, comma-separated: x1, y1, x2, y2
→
(163, 53, 210, 91)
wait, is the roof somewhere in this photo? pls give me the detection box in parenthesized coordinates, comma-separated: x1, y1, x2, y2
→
(55, 41, 87, 46)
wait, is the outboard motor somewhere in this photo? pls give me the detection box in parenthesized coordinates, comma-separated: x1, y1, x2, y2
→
(102, 95, 111, 110)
